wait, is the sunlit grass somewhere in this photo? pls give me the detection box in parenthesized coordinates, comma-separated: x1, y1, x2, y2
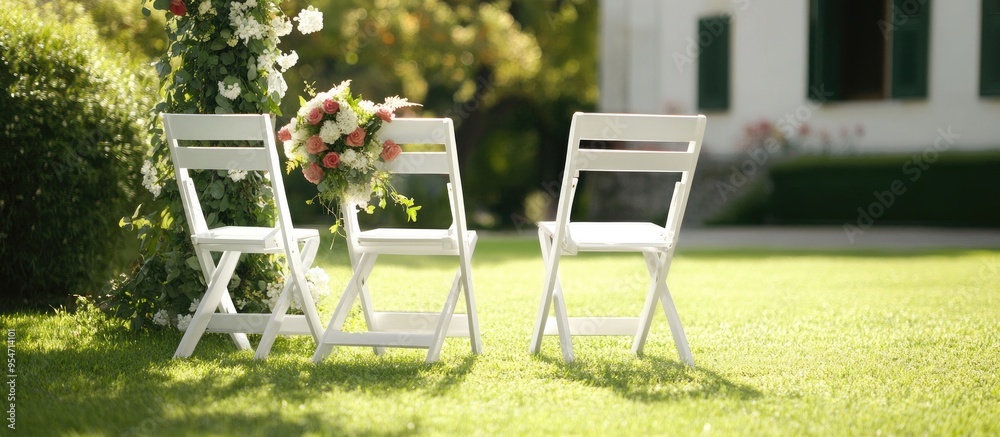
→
(5, 237, 999, 435)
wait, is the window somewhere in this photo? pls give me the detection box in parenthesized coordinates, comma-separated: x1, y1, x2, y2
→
(983, 0, 1000, 96)
(697, 16, 730, 111)
(808, 0, 930, 101)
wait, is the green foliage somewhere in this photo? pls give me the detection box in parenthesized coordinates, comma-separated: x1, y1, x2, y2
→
(276, 0, 598, 228)
(108, 0, 307, 330)
(711, 151, 1000, 226)
(0, 1, 156, 309)
(31, 0, 168, 60)
(6, 241, 1000, 435)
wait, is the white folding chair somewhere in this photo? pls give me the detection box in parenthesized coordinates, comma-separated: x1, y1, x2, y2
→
(529, 112, 707, 365)
(163, 113, 324, 359)
(312, 118, 482, 364)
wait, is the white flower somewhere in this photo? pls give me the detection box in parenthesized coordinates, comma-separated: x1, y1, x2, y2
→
(381, 95, 421, 112)
(305, 267, 331, 301)
(298, 94, 323, 118)
(329, 80, 351, 98)
(229, 2, 269, 43)
(276, 50, 298, 72)
(176, 314, 193, 332)
(218, 81, 242, 100)
(140, 160, 162, 198)
(318, 120, 342, 143)
(152, 309, 170, 327)
(267, 72, 287, 100)
(256, 49, 275, 70)
(198, 0, 216, 16)
(340, 149, 372, 171)
(284, 140, 306, 163)
(228, 169, 248, 182)
(263, 280, 283, 311)
(345, 181, 374, 207)
(189, 298, 201, 313)
(335, 105, 359, 134)
(295, 6, 324, 34)
(272, 16, 293, 37)
(358, 99, 377, 114)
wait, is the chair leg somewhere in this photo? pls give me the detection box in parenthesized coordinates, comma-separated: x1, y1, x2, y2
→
(355, 270, 385, 356)
(255, 277, 295, 359)
(256, 237, 324, 360)
(460, 240, 483, 354)
(174, 251, 241, 358)
(530, 229, 557, 354)
(426, 270, 463, 363)
(632, 252, 665, 356)
(552, 287, 574, 362)
(297, 237, 325, 343)
(660, 284, 694, 366)
(194, 248, 251, 351)
(216, 290, 252, 351)
(312, 254, 377, 363)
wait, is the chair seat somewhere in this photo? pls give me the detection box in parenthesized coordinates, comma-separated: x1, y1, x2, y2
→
(539, 221, 673, 252)
(193, 226, 319, 251)
(356, 228, 476, 253)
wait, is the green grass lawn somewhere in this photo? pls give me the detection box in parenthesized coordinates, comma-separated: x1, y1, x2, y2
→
(4, 237, 999, 435)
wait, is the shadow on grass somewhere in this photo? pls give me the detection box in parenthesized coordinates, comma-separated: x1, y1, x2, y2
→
(296, 352, 477, 396)
(535, 354, 760, 403)
(19, 316, 475, 435)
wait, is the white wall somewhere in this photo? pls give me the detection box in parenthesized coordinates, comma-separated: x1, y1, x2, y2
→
(601, 0, 1000, 155)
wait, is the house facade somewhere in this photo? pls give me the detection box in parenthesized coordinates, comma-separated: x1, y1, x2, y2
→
(599, 0, 1000, 155)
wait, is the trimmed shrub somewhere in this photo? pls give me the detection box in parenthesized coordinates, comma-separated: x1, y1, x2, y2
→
(709, 151, 1000, 227)
(0, 2, 155, 309)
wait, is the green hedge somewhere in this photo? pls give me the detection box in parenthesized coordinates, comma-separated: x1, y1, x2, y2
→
(711, 151, 1000, 227)
(0, 2, 155, 309)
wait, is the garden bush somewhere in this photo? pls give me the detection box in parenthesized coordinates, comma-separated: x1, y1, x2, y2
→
(708, 151, 1000, 227)
(0, 1, 155, 309)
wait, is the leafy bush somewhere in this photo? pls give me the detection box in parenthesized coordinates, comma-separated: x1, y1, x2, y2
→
(107, 0, 327, 331)
(0, 1, 156, 309)
(709, 151, 1000, 227)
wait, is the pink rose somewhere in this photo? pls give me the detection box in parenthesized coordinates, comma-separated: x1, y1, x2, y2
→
(322, 99, 340, 114)
(305, 135, 327, 154)
(307, 107, 324, 125)
(380, 139, 402, 162)
(345, 127, 366, 147)
(169, 0, 187, 16)
(322, 152, 340, 169)
(302, 162, 324, 185)
(376, 107, 394, 123)
(277, 125, 292, 142)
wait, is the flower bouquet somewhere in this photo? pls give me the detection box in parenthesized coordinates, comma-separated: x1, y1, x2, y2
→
(279, 80, 421, 232)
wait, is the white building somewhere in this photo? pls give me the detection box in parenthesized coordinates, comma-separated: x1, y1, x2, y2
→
(600, 0, 1000, 155)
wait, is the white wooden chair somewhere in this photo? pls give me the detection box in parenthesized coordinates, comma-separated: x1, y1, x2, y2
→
(312, 118, 482, 364)
(163, 113, 324, 359)
(529, 112, 707, 365)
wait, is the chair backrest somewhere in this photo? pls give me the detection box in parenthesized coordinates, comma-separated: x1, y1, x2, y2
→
(553, 112, 707, 246)
(162, 114, 295, 248)
(340, 118, 471, 252)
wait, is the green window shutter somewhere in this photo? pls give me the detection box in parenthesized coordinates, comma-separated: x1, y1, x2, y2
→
(697, 16, 730, 111)
(891, 0, 930, 99)
(982, 0, 1000, 96)
(807, 0, 842, 101)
